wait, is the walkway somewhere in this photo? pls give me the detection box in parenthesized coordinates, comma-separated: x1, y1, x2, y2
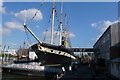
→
(59, 63, 109, 80)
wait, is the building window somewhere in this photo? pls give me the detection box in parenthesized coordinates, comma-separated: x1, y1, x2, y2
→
(102, 38, 105, 44)
(102, 34, 110, 44)
(116, 63, 119, 71)
(111, 63, 113, 68)
(106, 34, 110, 41)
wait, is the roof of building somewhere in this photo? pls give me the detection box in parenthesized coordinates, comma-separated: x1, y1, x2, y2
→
(93, 21, 120, 47)
(93, 25, 111, 47)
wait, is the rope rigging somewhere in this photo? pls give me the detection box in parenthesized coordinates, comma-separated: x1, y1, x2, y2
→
(23, 1, 44, 47)
(63, 13, 72, 48)
(43, 16, 51, 42)
(24, 27, 32, 47)
(43, 3, 59, 44)
(23, 1, 71, 47)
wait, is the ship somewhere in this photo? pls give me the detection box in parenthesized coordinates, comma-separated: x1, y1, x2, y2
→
(23, 0, 76, 67)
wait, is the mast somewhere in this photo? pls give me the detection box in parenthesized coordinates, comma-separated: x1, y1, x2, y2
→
(64, 13, 71, 48)
(59, 0, 63, 45)
(23, 23, 42, 44)
(50, 0, 55, 44)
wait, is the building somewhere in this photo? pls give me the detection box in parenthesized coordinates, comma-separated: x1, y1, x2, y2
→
(110, 58, 120, 79)
(93, 21, 120, 77)
(16, 48, 29, 60)
(1, 49, 17, 61)
(4, 49, 16, 55)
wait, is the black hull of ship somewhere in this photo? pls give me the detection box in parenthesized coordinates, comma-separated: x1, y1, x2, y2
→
(31, 43, 75, 66)
(35, 50, 72, 66)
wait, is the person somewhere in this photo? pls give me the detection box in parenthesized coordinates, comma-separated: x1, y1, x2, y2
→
(72, 62, 75, 73)
(62, 67, 65, 74)
(61, 37, 66, 47)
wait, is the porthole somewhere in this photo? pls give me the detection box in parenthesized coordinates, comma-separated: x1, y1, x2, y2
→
(39, 47, 42, 49)
(51, 50, 53, 52)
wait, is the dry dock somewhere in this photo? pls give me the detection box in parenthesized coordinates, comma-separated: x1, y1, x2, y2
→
(59, 63, 109, 80)
(2, 62, 63, 78)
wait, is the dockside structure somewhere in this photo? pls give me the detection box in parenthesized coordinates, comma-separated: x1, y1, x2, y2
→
(93, 21, 120, 79)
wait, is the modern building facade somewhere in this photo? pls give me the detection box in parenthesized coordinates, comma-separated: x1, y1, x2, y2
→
(93, 22, 120, 78)
(94, 22, 120, 60)
(93, 25, 111, 61)
(110, 58, 120, 79)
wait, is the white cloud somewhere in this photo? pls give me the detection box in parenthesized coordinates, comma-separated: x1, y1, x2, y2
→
(36, 25, 40, 28)
(15, 8, 42, 21)
(91, 20, 119, 41)
(96, 34, 102, 41)
(91, 23, 96, 28)
(69, 32, 75, 37)
(42, 30, 75, 44)
(10, 11, 14, 15)
(0, 21, 24, 35)
(4, 21, 24, 31)
(0, 2, 6, 14)
(9, 42, 17, 46)
(0, 26, 11, 35)
(91, 20, 112, 33)
(43, 31, 75, 38)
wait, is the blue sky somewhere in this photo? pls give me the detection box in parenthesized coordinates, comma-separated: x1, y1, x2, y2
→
(1, 2, 118, 49)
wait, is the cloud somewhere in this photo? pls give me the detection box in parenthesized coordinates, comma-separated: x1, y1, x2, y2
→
(91, 20, 113, 33)
(9, 42, 17, 46)
(10, 11, 14, 15)
(4, 21, 24, 31)
(0, 26, 11, 35)
(69, 32, 75, 37)
(91, 23, 96, 28)
(0, 25, 11, 36)
(91, 20, 119, 41)
(43, 31, 75, 38)
(42, 30, 75, 44)
(15, 8, 43, 21)
(1, 21, 24, 35)
(36, 25, 40, 28)
(0, 2, 6, 14)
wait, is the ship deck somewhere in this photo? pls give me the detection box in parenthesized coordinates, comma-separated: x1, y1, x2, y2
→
(2, 62, 63, 77)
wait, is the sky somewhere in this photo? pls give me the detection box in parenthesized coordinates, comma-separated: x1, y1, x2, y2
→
(0, 1, 119, 50)
(2, 0, 120, 2)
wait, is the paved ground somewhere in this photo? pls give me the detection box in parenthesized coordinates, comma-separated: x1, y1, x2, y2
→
(59, 63, 109, 80)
